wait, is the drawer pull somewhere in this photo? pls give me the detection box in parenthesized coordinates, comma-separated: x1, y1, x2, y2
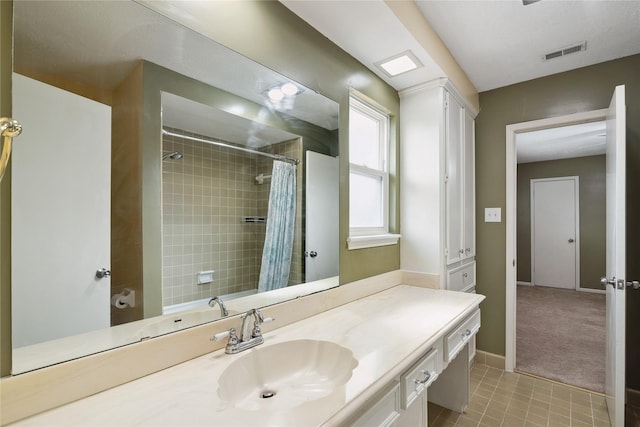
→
(414, 370, 432, 385)
(461, 329, 472, 339)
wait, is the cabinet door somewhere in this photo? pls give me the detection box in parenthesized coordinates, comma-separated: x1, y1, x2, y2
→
(445, 92, 464, 265)
(462, 111, 475, 259)
(396, 393, 427, 427)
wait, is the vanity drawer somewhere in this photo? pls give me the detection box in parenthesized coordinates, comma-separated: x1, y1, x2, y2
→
(351, 382, 401, 427)
(447, 261, 476, 293)
(401, 347, 440, 409)
(444, 309, 481, 362)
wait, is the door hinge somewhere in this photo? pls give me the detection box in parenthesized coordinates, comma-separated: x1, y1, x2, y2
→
(444, 248, 449, 256)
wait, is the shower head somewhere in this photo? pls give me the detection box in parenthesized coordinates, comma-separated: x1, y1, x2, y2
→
(162, 151, 183, 161)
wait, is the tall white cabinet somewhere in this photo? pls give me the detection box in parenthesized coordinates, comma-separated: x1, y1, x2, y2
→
(400, 78, 477, 293)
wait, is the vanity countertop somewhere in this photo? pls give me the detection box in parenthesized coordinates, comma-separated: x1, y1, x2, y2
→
(12, 285, 484, 426)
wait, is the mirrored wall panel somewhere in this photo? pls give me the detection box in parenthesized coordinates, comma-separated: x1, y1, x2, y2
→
(11, 0, 339, 373)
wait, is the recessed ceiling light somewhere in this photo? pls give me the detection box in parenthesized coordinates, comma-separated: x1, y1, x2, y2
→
(281, 82, 299, 96)
(266, 82, 303, 102)
(375, 51, 423, 78)
(267, 88, 285, 101)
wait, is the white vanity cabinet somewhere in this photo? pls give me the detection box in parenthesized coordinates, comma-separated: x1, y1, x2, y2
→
(400, 78, 478, 290)
(349, 308, 480, 427)
(351, 383, 402, 427)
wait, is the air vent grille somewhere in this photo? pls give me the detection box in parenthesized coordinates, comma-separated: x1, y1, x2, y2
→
(543, 41, 587, 61)
(545, 50, 563, 61)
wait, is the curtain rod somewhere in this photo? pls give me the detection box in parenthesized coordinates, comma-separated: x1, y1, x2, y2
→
(162, 129, 300, 165)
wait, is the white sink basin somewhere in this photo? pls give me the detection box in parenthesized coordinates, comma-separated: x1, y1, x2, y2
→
(217, 340, 358, 411)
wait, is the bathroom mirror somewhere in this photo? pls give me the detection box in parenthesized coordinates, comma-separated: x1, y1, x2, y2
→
(10, 0, 339, 374)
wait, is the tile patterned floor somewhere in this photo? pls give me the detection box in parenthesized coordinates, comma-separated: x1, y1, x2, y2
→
(428, 363, 611, 427)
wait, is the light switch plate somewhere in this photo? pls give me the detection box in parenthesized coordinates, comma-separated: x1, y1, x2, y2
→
(485, 208, 502, 223)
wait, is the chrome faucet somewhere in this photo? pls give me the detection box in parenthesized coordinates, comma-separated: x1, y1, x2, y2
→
(211, 308, 274, 354)
(208, 296, 229, 317)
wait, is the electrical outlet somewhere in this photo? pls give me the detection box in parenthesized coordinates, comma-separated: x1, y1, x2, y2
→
(485, 208, 501, 223)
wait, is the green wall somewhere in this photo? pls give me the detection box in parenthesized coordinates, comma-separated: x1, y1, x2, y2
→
(517, 155, 606, 290)
(475, 54, 640, 392)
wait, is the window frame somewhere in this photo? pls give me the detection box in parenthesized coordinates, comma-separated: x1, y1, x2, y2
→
(347, 94, 399, 249)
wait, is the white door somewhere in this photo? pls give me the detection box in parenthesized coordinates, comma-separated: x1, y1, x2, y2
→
(604, 85, 626, 427)
(531, 177, 579, 289)
(305, 151, 338, 282)
(11, 74, 111, 348)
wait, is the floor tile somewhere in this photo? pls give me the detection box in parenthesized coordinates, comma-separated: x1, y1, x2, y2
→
(427, 363, 612, 427)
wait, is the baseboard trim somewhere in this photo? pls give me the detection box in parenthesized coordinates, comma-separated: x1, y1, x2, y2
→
(577, 287, 606, 295)
(517, 281, 532, 286)
(475, 350, 505, 370)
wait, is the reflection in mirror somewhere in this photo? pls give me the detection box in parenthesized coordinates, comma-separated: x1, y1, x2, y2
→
(161, 94, 304, 313)
(10, 0, 339, 374)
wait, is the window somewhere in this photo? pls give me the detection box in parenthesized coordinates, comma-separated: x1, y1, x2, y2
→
(348, 95, 400, 249)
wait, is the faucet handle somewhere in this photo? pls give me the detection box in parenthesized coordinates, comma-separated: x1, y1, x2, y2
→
(211, 327, 238, 343)
(250, 316, 275, 339)
(211, 330, 229, 342)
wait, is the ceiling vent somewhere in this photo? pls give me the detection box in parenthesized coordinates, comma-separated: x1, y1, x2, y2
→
(544, 41, 587, 61)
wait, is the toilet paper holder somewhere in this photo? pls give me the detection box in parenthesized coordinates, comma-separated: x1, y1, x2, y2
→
(111, 288, 135, 309)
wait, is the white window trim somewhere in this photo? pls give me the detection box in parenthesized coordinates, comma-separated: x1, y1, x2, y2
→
(347, 233, 401, 250)
(348, 93, 399, 250)
(349, 164, 388, 236)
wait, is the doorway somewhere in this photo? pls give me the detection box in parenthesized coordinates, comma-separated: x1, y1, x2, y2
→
(515, 128, 606, 392)
(505, 109, 609, 380)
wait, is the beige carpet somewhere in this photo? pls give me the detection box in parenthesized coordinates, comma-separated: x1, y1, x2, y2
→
(516, 285, 606, 392)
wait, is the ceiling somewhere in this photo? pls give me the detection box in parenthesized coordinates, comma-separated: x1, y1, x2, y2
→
(281, 0, 640, 92)
(516, 121, 606, 164)
(162, 93, 298, 149)
(281, 0, 638, 160)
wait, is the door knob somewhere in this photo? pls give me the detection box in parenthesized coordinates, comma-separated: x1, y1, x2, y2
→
(568, 238, 575, 243)
(600, 276, 615, 288)
(96, 268, 111, 279)
(309, 251, 318, 258)
(601, 276, 638, 290)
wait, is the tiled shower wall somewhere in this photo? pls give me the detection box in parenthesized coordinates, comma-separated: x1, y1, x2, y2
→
(161, 128, 303, 308)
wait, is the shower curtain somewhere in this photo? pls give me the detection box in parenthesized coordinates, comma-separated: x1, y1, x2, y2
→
(258, 160, 297, 293)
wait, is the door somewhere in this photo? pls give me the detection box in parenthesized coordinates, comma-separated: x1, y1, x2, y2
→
(604, 85, 626, 427)
(462, 110, 475, 259)
(445, 92, 464, 264)
(305, 151, 338, 282)
(531, 177, 579, 289)
(11, 74, 111, 348)
(305, 151, 340, 282)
